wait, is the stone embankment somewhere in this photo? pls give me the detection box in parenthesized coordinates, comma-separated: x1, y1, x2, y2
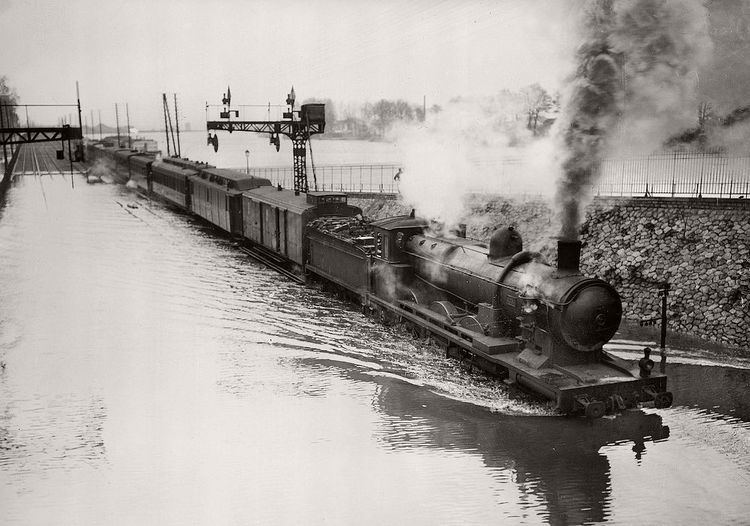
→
(351, 196, 750, 350)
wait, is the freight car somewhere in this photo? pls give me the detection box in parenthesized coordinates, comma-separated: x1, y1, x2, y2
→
(243, 188, 360, 271)
(86, 144, 673, 418)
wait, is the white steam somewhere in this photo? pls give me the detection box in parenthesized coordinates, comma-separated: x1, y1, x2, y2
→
(393, 98, 561, 229)
(606, 0, 713, 157)
(708, 119, 750, 155)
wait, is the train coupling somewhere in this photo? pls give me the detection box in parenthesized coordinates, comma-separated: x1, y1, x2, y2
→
(642, 386, 674, 409)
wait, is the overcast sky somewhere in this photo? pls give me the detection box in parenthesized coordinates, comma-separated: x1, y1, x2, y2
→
(0, 0, 583, 129)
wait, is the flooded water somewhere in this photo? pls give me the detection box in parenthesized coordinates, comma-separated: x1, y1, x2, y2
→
(1, 163, 750, 525)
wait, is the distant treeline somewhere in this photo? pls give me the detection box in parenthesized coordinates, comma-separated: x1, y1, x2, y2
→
(303, 83, 560, 140)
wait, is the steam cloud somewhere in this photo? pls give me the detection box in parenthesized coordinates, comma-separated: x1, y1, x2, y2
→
(556, 0, 712, 239)
(394, 98, 560, 230)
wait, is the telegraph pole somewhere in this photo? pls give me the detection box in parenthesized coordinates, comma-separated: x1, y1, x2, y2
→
(174, 93, 181, 157)
(76, 82, 84, 163)
(126, 103, 132, 149)
(115, 104, 121, 147)
(76, 82, 83, 138)
(162, 94, 171, 157)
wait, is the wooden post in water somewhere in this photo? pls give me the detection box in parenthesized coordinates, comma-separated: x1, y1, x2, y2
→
(659, 282, 669, 372)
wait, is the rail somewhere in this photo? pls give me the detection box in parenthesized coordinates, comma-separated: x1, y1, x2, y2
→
(237, 151, 750, 198)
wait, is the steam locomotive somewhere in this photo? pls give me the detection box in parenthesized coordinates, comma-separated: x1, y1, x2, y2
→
(85, 140, 673, 418)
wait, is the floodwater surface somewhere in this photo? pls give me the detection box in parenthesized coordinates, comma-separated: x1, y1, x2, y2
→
(1, 167, 749, 525)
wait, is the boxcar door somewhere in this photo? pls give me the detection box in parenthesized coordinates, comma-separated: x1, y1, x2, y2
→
(229, 194, 243, 236)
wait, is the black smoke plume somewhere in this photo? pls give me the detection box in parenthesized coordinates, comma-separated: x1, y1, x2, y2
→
(556, 0, 711, 239)
(556, 1, 620, 240)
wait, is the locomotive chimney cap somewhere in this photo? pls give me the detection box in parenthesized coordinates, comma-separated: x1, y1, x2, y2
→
(557, 238, 582, 272)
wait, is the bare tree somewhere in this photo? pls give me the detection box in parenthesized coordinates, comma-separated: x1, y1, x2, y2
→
(367, 99, 415, 136)
(0, 76, 19, 128)
(698, 101, 713, 129)
(521, 83, 553, 136)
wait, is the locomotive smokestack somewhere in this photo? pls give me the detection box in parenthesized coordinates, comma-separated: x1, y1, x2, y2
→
(557, 239, 582, 272)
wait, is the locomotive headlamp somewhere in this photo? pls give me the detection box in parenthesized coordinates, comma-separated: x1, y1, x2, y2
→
(639, 347, 655, 378)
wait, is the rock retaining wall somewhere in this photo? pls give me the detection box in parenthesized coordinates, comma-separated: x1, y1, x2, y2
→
(581, 198, 749, 349)
(351, 196, 750, 349)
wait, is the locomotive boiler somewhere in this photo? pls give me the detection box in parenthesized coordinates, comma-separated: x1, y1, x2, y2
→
(403, 229, 623, 357)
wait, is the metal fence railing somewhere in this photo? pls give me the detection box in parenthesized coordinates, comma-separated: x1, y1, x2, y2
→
(596, 152, 750, 198)
(246, 164, 402, 194)
(239, 152, 750, 198)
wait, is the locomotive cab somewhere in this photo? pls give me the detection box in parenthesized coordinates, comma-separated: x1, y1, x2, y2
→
(369, 215, 428, 300)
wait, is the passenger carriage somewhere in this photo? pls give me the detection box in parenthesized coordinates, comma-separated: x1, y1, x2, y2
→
(150, 161, 196, 209)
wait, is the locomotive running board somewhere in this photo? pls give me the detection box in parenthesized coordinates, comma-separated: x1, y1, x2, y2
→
(367, 295, 519, 355)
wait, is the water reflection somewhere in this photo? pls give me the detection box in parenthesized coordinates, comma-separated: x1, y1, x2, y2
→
(365, 372, 668, 525)
(665, 362, 750, 421)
